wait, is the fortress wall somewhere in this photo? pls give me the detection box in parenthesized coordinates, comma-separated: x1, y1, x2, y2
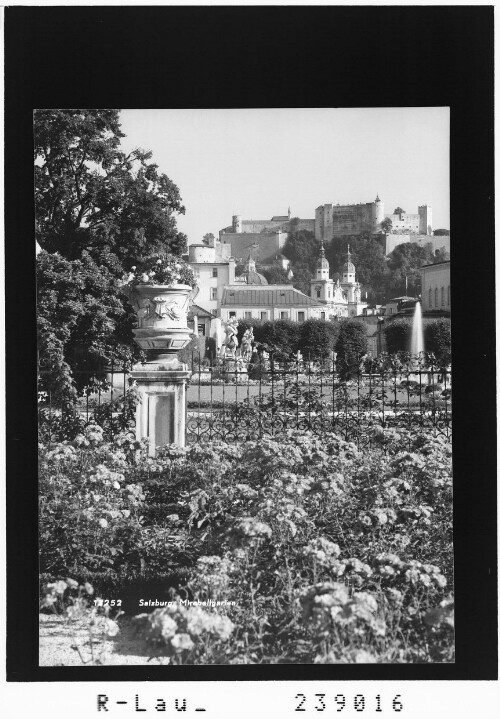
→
(384, 233, 450, 256)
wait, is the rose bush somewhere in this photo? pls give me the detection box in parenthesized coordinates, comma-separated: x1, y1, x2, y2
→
(39, 423, 453, 663)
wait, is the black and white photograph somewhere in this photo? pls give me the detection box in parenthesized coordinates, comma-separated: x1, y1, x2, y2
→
(4, 4, 497, 716)
(35, 107, 454, 667)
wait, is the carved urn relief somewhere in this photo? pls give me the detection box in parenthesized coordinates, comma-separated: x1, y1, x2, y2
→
(129, 284, 193, 365)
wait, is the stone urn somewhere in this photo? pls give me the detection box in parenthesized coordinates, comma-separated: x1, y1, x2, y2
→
(128, 284, 193, 367)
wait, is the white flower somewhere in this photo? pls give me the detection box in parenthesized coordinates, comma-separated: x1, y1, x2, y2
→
(170, 633, 195, 653)
(157, 259, 162, 264)
(131, 266, 137, 271)
(141, 273, 149, 282)
(98, 518, 108, 528)
(113, 481, 121, 489)
(105, 619, 120, 637)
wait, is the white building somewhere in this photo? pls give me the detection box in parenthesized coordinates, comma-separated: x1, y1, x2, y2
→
(220, 259, 321, 323)
(420, 260, 450, 315)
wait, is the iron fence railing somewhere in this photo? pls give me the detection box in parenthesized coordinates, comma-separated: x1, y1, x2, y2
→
(37, 352, 452, 450)
(185, 351, 452, 449)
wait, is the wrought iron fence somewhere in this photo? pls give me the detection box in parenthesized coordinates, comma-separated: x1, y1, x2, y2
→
(185, 351, 452, 449)
(37, 357, 136, 447)
(37, 351, 452, 450)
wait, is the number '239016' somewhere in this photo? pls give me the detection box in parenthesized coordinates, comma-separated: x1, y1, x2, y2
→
(294, 694, 403, 712)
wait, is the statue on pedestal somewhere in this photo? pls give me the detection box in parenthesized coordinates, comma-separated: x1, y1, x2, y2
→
(241, 327, 254, 362)
(220, 317, 239, 360)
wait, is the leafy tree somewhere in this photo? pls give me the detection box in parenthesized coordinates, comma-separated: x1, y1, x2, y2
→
(203, 233, 215, 246)
(334, 319, 367, 378)
(298, 319, 338, 360)
(282, 230, 321, 271)
(256, 320, 301, 359)
(433, 229, 450, 236)
(383, 318, 412, 354)
(393, 207, 405, 215)
(380, 217, 393, 233)
(425, 319, 451, 367)
(433, 247, 450, 262)
(386, 242, 435, 298)
(35, 109, 187, 267)
(35, 109, 188, 396)
(290, 265, 315, 296)
(260, 266, 292, 285)
(37, 250, 138, 400)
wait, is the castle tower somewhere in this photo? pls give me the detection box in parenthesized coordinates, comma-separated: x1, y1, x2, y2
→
(232, 214, 242, 233)
(418, 205, 432, 235)
(373, 194, 384, 231)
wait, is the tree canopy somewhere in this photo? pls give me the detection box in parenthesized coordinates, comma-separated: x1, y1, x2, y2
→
(35, 109, 187, 269)
(36, 109, 188, 398)
(386, 242, 436, 298)
(433, 229, 450, 236)
(380, 217, 393, 233)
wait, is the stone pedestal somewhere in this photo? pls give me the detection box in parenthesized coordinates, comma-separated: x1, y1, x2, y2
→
(132, 362, 190, 456)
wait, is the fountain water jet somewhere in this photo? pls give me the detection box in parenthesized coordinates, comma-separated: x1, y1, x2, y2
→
(410, 300, 424, 356)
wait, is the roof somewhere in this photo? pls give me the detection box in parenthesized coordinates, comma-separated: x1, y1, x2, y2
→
(189, 303, 215, 318)
(222, 286, 320, 308)
(420, 260, 450, 269)
(271, 215, 289, 222)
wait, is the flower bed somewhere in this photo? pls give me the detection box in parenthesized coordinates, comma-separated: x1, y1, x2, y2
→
(39, 423, 453, 664)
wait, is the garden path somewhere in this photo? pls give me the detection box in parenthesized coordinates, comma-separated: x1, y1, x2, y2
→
(39, 613, 170, 666)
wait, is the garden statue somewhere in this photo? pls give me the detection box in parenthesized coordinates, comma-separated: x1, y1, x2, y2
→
(221, 317, 239, 359)
(241, 327, 254, 362)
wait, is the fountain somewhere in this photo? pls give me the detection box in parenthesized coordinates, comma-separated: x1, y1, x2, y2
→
(410, 300, 424, 356)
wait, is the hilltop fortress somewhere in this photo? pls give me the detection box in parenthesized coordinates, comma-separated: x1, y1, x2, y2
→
(315, 196, 432, 240)
(219, 197, 439, 262)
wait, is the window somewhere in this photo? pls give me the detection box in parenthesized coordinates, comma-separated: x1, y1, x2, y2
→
(435, 288, 438, 306)
(316, 288, 321, 298)
(229, 311, 236, 318)
(441, 287, 445, 306)
(297, 311, 305, 323)
(280, 311, 288, 319)
(198, 323, 206, 336)
(244, 311, 252, 319)
(210, 287, 217, 300)
(212, 267, 218, 278)
(260, 311, 268, 320)
(321, 312, 326, 320)
(429, 288, 432, 308)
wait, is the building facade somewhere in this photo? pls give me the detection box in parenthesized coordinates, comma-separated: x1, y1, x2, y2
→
(386, 206, 432, 235)
(420, 260, 450, 315)
(219, 211, 315, 264)
(384, 232, 449, 256)
(315, 196, 384, 240)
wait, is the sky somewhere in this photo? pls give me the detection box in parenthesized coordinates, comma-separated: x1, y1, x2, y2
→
(119, 108, 449, 244)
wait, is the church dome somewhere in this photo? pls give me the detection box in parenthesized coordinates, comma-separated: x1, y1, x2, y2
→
(241, 256, 269, 285)
(243, 270, 268, 285)
(343, 245, 355, 274)
(316, 243, 329, 270)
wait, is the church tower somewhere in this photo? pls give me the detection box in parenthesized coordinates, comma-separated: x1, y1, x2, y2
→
(340, 245, 366, 316)
(310, 243, 335, 302)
